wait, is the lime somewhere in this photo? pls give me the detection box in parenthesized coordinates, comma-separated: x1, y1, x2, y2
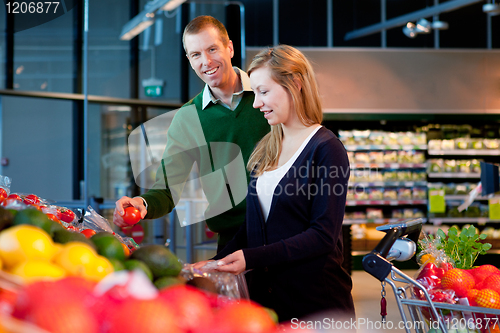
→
(108, 258, 125, 271)
(124, 259, 153, 281)
(90, 233, 125, 262)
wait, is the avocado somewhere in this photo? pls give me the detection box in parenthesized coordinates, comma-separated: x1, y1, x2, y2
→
(0, 206, 14, 231)
(13, 208, 53, 233)
(90, 231, 115, 241)
(129, 244, 182, 279)
(45, 220, 65, 237)
(52, 229, 96, 249)
(153, 276, 186, 290)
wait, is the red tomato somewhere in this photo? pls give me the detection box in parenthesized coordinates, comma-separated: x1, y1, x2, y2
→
(66, 225, 78, 232)
(0, 188, 7, 203)
(2, 197, 22, 207)
(81, 229, 97, 238)
(57, 208, 76, 223)
(46, 213, 62, 225)
(7, 194, 21, 201)
(122, 207, 141, 225)
(31, 204, 43, 212)
(23, 194, 40, 205)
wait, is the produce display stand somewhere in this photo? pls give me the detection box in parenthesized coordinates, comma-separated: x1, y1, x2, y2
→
(362, 218, 500, 333)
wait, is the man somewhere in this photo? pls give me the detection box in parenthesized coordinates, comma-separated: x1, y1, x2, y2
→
(113, 16, 270, 252)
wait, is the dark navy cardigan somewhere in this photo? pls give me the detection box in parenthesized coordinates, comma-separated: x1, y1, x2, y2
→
(215, 127, 355, 322)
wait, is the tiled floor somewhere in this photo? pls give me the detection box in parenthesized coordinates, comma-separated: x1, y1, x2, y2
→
(283, 269, 419, 332)
(351, 269, 418, 333)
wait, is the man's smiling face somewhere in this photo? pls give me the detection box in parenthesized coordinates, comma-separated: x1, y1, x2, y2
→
(184, 27, 234, 91)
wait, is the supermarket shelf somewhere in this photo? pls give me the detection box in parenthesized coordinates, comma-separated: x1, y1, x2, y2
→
(350, 163, 427, 169)
(352, 248, 500, 255)
(344, 218, 427, 225)
(429, 217, 500, 224)
(345, 144, 428, 151)
(428, 149, 500, 156)
(444, 195, 500, 201)
(346, 199, 427, 206)
(428, 172, 481, 179)
(348, 181, 427, 187)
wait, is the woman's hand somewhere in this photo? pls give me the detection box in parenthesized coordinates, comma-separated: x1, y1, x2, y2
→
(190, 260, 215, 271)
(216, 250, 246, 275)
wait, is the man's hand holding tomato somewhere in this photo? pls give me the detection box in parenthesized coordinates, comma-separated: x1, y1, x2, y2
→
(113, 196, 147, 228)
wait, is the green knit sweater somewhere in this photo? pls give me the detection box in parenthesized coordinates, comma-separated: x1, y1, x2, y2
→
(141, 91, 270, 248)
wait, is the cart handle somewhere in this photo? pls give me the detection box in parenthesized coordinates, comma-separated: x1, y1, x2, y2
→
(362, 218, 423, 282)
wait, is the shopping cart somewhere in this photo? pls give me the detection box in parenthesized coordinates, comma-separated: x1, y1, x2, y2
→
(362, 218, 500, 333)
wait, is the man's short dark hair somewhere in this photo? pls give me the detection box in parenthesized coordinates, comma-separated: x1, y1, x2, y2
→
(182, 15, 230, 52)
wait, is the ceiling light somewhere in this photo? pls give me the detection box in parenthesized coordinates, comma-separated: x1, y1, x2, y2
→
(161, 0, 186, 11)
(120, 0, 186, 41)
(120, 12, 155, 40)
(483, 2, 500, 15)
(345, 0, 482, 41)
(431, 21, 449, 30)
(402, 22, 418, 38)
(415, 18, 431, 33)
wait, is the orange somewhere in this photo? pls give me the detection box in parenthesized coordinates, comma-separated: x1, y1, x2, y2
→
(419, 253, 435, 265)
(490, 324, 500, 333)
(441, 268, 475, 298)
(0, 224, 57, 269)
(475, 289, 500, 309)
(53, 242, 98, 277)
(122, 243, 130, 257)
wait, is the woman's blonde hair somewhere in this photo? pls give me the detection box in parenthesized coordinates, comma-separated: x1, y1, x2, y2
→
(247, 45, 323, 176)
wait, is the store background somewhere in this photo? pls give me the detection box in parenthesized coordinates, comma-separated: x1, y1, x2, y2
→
(0, 0, 499, 263)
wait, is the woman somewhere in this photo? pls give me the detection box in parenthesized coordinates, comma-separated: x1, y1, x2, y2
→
(210, 45, 354, 322)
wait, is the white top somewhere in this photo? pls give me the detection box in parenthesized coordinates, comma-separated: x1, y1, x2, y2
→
(201, 67, 251, 111)
(256, 126, 322, 221)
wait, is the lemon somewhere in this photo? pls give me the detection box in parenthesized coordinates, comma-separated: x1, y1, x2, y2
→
(53, 241, 98, 277)
(9, 259, 66, 283)
(84, 255, 114, 282)
(0, 225, 57, 269)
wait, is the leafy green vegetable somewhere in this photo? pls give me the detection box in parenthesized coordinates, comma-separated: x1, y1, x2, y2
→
(435, 225, 491, 269)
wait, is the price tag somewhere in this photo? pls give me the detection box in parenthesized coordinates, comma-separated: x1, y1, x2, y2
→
(429, 189, 446, 213)
(489, 198, 500, 220)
